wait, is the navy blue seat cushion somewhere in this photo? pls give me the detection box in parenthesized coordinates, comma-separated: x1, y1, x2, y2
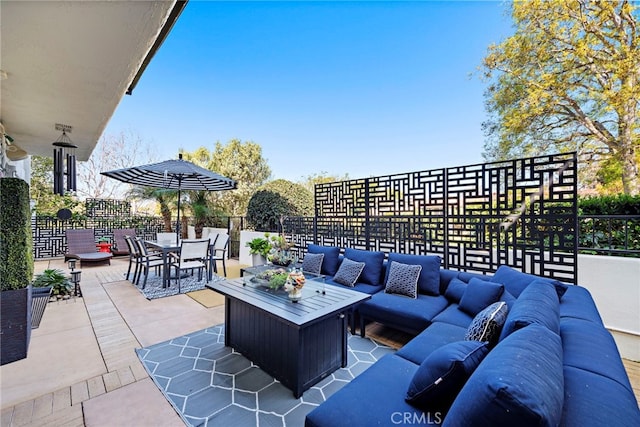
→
(490, 265, 567, 298)
(324, 279, 383, 295)
(560, 317, 634, 393)
(500, 289, 516, 310)
(385, 253, 441, 296)
(464, 301, 509, 348)
(458, 278, 504, 316)
(444, 325, 564, 427)
(432, 304, 473, 328)
(444, 277, 467, 304)
(499, 280, 560, 341)
(559, 285, 604, 324)
(561, 366, 640, 427)
(406, 340, 489, 411)
(344, 248, 385, 286)
(307, 244, 340, 276)
(396, 321, 468, 365)
(358, 293, 449, 336)
(305, 355, 428, 427)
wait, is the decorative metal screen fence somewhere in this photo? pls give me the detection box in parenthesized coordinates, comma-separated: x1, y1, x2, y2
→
(284, 152, 578, 283)
(32, 198, 165, 259)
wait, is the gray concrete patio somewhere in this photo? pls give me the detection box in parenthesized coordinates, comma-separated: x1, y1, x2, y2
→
(0, 257, 232, 426)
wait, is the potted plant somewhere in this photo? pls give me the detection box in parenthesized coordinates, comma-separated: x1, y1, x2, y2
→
(97, 237, 112, 253)
(268, 233, 297, 266)
(31, 269, 68, 328)
(246, 235, 272, 266)
(1, 178, 34, 365)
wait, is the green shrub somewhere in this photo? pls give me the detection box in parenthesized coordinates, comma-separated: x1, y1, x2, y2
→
(0, 178, 34, 291)
(579, 194, 640, 215)
(246, 180, 314, 231)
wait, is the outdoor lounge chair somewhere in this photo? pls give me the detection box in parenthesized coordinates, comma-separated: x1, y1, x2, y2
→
(112, 228, 136, 256)
(65, 229, 113, 267)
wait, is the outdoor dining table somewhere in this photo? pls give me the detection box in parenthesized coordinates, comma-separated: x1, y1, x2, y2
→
(145, 239, 217, 288)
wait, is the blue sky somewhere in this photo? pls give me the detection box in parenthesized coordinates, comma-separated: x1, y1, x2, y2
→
(104, 1, 513, 182)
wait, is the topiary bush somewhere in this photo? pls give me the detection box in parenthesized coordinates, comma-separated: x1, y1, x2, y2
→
(579, 194, 640, 215)
(0, 178, 34, 291)
(246, 180, 314, 232)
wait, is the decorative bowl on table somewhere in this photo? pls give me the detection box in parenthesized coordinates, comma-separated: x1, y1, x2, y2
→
(252, 268, 288, 290)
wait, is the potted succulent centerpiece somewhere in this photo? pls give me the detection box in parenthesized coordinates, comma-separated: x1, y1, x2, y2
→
(246, 236, 272, 266)
(268, 234, 297, 267)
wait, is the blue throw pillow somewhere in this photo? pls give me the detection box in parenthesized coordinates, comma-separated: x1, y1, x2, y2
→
(458, 278, 504, 316)
(332, 257, 365, 287)
(490, 265, 567, 298)
(499, 279, 561, 341)
(464, 302, 509, 348)
(384, 261, 422, 299)
(343, 248, 385, 285)
(445, 325, 564, 427)
(307, 244, 340, 276)
(406, 340, 489, 411)
(444, 278, 467, 304)
(386, 253, 441, 296)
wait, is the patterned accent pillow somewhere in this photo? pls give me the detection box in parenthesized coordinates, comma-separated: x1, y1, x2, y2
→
(333, 258, 366, 287)
(464, 301, 509, 348)
(385, 261, 422, 299)
(301, 253, 324, 275)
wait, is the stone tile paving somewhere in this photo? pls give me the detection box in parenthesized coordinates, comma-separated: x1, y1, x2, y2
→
(136, 324, 395, 427)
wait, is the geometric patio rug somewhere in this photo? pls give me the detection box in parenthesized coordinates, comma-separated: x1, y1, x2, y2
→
(132, 272, 225, 300)
(135, 324, 395, 426)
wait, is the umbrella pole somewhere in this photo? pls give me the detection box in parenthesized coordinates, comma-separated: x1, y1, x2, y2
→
(176, 187, 181, 242)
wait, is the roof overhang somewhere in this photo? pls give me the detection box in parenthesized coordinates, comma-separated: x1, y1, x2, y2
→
(0, 0, 187, 161)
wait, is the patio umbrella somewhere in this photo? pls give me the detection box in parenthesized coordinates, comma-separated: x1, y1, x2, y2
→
(101, 154, 237, 241)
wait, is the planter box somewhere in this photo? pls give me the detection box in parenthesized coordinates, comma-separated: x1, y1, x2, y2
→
(31, 286, 52, 329)
(1, 286, 32, 365)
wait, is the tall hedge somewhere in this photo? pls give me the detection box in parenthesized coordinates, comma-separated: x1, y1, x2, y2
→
(579, 194, 640, 215)
(246, 179, 314, 232)
(0, 178, 34, 291)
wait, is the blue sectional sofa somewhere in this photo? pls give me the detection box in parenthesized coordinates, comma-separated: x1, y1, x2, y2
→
(303, 246, 640, 426)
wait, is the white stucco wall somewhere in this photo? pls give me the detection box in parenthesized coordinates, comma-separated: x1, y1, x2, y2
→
(577, 254, 640, 361)
(239, 231, 270, 266)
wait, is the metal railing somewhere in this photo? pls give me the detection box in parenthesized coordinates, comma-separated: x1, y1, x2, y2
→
(578, 215, 640, 257)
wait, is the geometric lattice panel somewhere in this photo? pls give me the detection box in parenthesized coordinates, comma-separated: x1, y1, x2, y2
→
(301, 152, 577, 283)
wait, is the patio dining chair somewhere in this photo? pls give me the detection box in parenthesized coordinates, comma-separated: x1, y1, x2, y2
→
(112, 228, 136, 256)
(156, 232, 177, 245)
(170, 238, 210, 292)
(210, 233, 230, 277)
(133, 237, 165, 289)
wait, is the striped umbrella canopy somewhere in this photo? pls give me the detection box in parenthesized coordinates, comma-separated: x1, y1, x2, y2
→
(101, 154, 236, 240)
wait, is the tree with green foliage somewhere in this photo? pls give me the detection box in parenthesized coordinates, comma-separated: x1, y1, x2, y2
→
(298, 172, 350, 194)
(481, 0, 640, 195)
(246, 179, 314, 231)
(30, 155, 81, 216)
(181, 140, 271, 216)
(127, 186, 175, 232)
